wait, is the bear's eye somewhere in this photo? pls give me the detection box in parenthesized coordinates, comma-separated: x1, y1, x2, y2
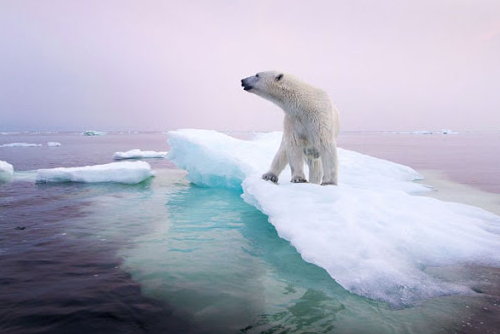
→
(276, 73, 283, 81)
(256, 73, 259, 78)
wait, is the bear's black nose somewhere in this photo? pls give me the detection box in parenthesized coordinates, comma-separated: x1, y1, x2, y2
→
(241, 78, 253, 91)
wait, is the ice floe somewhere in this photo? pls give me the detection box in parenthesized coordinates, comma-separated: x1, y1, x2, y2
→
(36, 161, 154, 184)
(167, 129, 500, 306)
(0, 143, 42, 147)
(82, 130, 107, 136)
(47, 142, 62, 147)
(390, 129, 459, 135)
(0, 160, 14, 182)
(113, 149, 167, 160)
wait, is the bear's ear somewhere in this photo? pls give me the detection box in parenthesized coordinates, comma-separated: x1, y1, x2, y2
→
(276, 73, 284, 81)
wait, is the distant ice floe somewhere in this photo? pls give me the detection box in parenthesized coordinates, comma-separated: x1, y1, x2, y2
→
(0, 143, 42, 147)
(36, 161, 154, 184)
(47, 142, 62, 147)
(0, 160, 14, 182)
(390, 129, 459, 135)
(167, 129, 500, 306)
(82, 130, 107, 136)
(113, 149, 167, 160)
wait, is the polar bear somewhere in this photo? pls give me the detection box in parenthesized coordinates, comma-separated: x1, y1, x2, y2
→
(241, 71, 339, 185)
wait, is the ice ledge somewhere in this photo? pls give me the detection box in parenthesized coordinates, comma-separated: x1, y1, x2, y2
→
(167, 129, 500, 306)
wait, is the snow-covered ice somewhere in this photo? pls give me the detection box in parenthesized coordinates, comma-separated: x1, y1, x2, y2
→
(0, 160, 14, 182)
(113, 149, 167, 160)
(47, 142, 62, 147)
(36, 161, 154, 184)
(0, 143, 42, 147)
(167, 129, 500, 306)
(82, 130, 107, 136)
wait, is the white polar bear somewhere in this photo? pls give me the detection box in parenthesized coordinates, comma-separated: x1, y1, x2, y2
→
(241, 71, 339, 185)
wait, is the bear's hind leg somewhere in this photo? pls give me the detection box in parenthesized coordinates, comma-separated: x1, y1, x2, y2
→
(320, 143, 338, 185)
(307, 158, 323, 184)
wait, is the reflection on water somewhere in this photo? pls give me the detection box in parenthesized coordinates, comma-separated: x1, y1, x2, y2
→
(0, 173, 192, 334)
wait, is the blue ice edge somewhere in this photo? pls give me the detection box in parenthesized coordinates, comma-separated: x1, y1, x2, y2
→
(167, 129, 500, 307)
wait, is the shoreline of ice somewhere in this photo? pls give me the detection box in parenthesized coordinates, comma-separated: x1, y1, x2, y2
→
(167, 129, 500, 306)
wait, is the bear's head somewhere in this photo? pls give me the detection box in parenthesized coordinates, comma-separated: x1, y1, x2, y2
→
(241, 71, 286, 105)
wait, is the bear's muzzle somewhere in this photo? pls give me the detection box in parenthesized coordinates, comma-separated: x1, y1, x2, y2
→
(241, 77, 255, 91)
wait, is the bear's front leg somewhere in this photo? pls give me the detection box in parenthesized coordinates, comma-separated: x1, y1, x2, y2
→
(262, 136, 287, 184)
(262, 172, 278, 183)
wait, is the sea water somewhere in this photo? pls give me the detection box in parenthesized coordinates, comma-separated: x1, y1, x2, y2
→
(1, 131, 499, 334)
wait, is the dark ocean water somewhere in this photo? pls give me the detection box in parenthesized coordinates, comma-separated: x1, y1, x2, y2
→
(0, 131, 499, 334)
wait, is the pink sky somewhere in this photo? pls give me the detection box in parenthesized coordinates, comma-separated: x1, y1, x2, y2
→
(0, 0, 499, 131)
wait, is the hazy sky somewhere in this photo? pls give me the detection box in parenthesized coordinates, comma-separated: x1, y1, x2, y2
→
(1, 0, 499, 131)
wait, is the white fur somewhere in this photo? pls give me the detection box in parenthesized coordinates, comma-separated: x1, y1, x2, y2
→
(242, 71, 339, 185)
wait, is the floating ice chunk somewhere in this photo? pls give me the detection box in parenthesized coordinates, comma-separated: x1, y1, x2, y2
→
(0, 160, 14, 182)
(47, 142, 62, 147)
(440, 129, 458, 134)
(410, 130, 433, 134)
(0, 142, 42, 147)
(36, 161, 154, 184)
(167, 129, 500, 306)
(82, 130, 107, 136)
(113, 149, 167, 160)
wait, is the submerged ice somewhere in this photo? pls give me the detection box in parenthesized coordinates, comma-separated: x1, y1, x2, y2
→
(36, 161, 154, 184)
(167, 129, 500, 306)
(82, 130, 107, 136)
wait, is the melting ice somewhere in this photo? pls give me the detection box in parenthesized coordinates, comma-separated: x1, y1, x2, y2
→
(82, 130, 107, 136)
(167, 129, 500, 306)
(113, 149, 167, 160)
(0, 143, 42, 147)
(0, 160, 14, 182)
(36, 161, 154, 184)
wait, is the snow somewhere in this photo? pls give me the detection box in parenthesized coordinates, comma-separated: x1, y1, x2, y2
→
(47, 142, 62, 147)
(0, 143, 42, 147)
(36, 161, 154, 184)
(82, 130, 107, 136)
(0, 160, 14, 182)
(167, 129, 500, 306)
(113, 149, 167, 160)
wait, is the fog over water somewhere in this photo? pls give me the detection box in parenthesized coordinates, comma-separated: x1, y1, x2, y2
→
(1, 0, 499, 132)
